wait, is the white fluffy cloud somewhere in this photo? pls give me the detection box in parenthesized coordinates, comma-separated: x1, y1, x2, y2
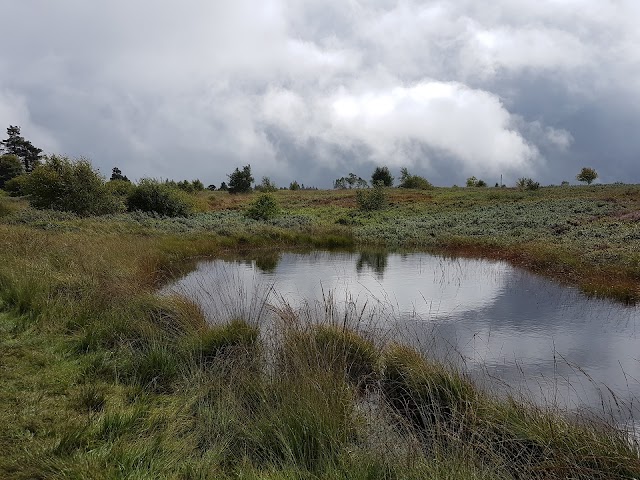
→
(261, 81, 540, 177)
(0, 0, 638, 185)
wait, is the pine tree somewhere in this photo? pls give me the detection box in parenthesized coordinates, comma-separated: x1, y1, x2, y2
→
(110, 167, 130, 182)
(227, 164, 254, 194)
(371, 166, 394, 187)
(0, 125, 43, 172)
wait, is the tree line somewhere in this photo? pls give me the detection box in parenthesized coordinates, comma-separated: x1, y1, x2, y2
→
(0, 125, 601, 217)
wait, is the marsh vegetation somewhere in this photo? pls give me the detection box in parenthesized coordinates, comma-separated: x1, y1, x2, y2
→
(1, 184, 640, 478)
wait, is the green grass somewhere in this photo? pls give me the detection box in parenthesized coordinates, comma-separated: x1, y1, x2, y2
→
(5, 184, 639, 300)
(1, 185, 640, 478)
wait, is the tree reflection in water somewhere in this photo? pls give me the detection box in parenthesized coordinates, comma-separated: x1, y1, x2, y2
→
(356, 251, 388, 278)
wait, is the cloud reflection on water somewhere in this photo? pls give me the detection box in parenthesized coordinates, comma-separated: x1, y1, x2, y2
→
(165, 250, 640, 425)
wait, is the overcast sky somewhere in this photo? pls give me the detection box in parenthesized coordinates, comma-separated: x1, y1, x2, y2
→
(1, 1, 639, 187)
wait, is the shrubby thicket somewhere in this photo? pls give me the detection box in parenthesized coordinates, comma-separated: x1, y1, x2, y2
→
(516, 177, 540, 191)
(21, 155, 122, 216)
(398, 168, 432, 189)
(466, 176, 487, 187)
(126, 179, 194, 217)
(356, 182, 387, 211)
(1, 152, 195, 217)
(255, 176, 278, 192)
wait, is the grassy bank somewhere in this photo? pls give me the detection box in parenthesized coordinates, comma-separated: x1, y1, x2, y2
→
(4, 184, 639, 301)
(1, 186, 639, 478)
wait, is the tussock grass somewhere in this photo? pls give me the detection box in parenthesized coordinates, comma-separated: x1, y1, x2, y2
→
(1, 187, 640, 478)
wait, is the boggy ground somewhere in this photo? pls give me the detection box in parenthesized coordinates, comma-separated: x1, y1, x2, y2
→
(1, 185, 640, 479)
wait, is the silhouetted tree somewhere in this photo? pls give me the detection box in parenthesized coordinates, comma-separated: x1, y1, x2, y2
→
(371, 166, 394, 187)
(110, 167, 129, 182)
(1, 125, 42, 172)
(227, 164, 254, 194)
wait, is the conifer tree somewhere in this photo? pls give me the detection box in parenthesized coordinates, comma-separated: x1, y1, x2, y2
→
(0, 125, 42, 172)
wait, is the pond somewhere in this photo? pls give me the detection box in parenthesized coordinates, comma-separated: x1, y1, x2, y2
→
(164, 250, 640, 428)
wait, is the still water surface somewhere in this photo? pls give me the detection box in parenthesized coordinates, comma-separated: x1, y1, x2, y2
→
(166, 250, 640, 425)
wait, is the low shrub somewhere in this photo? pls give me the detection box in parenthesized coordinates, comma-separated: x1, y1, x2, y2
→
(466, 176, 487, 187)
(399, 168, 432, 190)
(245, 193, 280, 221)
(2, 174, 28, 196)
(127, 179, 194, 217)
(516, 177, 541, 191)
(356, 182, 387, 211)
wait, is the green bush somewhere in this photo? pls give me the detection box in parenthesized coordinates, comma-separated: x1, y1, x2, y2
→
(466, 176, 487, 187)
(398, 168, 432, 189)
(106, 179, 135, 197)
(0, 154, 23, 189)
(3, 174, 28, 196)
(256, 176, 277, 192)
(526, 179, 540, 191)
(191, 179, 204, 191)
(245, 193, 280, 221)
(127, 179, 194, 217)
(22, 156, 122, 216)
(516, 177, 540, 191)
(355, 182, 387, 211)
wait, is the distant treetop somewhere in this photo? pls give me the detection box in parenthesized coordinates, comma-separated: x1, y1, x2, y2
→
(1, 125, 43, 173)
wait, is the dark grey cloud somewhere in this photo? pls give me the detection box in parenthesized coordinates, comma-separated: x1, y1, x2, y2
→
(1, 0, 638, 187)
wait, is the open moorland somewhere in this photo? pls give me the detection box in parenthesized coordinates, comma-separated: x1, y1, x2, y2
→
(1, 184, 640, 479)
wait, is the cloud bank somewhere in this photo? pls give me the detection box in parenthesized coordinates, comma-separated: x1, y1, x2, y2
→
(1, 0, 638, 186)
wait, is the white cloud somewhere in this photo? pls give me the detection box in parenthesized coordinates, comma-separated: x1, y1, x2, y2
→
(467, 27, 591, 76)
(260, 80, 539, 177)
